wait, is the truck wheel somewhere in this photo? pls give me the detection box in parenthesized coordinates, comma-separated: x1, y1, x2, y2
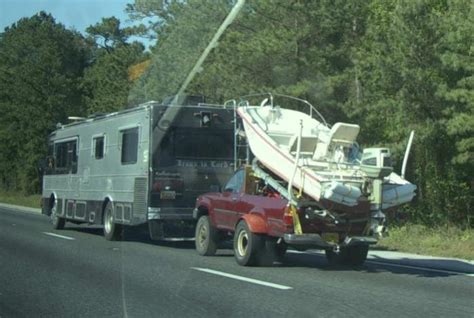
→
(258, 237, 287, 266)
(103, 201, 122, 241)
(233, 220, 264, 266)
(346, 245, 369, 266)
(195, 215, 218, 256)
(51, 199, 65, 230)
(325, 245, 369, 266)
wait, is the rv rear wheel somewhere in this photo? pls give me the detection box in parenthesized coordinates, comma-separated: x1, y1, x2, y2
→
(103, 201, 122, 241)
(50, 197, 65, 230)
(233, 220, 264, 266)
(195, 215, 218, 256)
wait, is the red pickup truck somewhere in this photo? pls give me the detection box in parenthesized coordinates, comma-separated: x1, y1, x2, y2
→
(193, 166, 377, 266)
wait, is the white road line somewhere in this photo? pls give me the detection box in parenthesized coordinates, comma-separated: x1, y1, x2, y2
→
(287, 250, 474, 277)
(191, 267, 293, 290)
(43, 232, 75, 241)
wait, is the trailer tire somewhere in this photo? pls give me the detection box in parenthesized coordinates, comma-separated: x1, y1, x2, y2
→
(325, 245, 369, 266)
(233, 220, 264, 266)
(195, 215, 218, 256)
(50, 198, 65, 230)
(103, 201, 122, 241)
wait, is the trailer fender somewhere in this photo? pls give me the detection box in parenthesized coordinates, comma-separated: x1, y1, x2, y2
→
(240, 213, 267, 234)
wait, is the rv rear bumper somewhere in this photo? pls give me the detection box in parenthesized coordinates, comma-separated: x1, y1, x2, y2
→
(283, 233, 378, 249)
(148, 207, 194, 221)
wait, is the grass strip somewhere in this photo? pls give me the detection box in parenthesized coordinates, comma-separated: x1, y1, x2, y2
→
(377, 224, 474, 261)
(0, 191, 42, 209)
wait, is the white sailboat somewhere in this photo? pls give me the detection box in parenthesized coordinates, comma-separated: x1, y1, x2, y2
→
(232, 93, 416, 212)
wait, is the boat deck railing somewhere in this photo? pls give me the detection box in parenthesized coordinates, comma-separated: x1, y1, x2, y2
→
(225, 93, 329, 128)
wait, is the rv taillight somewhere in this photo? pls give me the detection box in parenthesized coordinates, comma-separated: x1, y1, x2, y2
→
(171, 179, 184, 189)
(152, 182, 161, 192)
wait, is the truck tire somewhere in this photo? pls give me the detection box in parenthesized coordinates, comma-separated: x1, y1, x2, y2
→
(103, 201, 122, 241)
(233, 220, 264, 266)
(50, 199, 65, 230)
(257, 237, 287, 266)
(195, 215, 218, 256)
(325, 245, 369, 266)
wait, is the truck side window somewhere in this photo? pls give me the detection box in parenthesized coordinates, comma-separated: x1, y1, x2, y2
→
(224, 170, 244, 193)
(121, 127, 139, 164)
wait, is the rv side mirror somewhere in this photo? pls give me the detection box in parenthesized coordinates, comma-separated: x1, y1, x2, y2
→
(38, 158, 47, 175)
(39, 156, 55, 174)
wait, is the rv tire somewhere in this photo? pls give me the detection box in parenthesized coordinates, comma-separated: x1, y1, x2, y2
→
(50, 197, 65, 230)
(103, 201, 122, 241)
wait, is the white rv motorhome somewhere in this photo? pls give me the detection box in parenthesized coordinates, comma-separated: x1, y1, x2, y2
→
(41, 99, 236, 240)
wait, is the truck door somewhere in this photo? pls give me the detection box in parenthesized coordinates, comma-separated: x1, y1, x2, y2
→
(214, 170, 244, 230)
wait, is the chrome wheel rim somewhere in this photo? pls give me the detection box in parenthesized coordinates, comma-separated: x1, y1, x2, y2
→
(50, 202, 57, 224)
(104, 208, 112, 233)
(197, 223, 208, 248)
(237, 230, 248, 256)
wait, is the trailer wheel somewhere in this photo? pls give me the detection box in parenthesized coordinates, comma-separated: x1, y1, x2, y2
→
(233, 220, 264, 266)
(195, 215, 218, 256)
(103, 201, 122, 241)
(325, 245, 369, 266)
(50, 197, 65, 230)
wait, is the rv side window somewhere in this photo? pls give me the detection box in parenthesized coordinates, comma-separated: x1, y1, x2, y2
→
(121, 127, 139, 164)
(54, 139, 77, 174)
(93, 136, 105, 160)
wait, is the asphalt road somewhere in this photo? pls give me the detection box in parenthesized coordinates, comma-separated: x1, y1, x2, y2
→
(0, 207, 473, 318)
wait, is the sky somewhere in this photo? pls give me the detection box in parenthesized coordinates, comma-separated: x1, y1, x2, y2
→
(0, 0, 136, 34)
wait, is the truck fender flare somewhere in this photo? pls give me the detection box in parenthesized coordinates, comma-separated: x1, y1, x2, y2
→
(240, 213, 267, 234)
(194, 195, 212, 220)
(193, 203, 211, 220)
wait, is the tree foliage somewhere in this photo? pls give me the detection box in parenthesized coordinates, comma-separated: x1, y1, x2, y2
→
(128, 0, 472, 226)
(0, 12, 88, 193)
(81, 17, 147, 114)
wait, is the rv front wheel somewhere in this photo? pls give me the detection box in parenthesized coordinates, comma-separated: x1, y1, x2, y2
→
(103, 202, 122, 241)
(50, 197, 65, 230)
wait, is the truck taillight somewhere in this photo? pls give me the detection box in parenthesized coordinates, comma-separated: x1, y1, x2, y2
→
(283, 206, 293, 226)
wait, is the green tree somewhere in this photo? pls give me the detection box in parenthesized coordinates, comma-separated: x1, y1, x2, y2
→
(82, 17, 147, 114)
(357, 0, 472, 226)
(0, 12, 88, 193)
(128, 0, 232, 104)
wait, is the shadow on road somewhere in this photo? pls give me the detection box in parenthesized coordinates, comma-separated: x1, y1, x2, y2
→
(66, 223, 197, 249)
(63, 223, 472, 277)
(280, 251, 473, 278)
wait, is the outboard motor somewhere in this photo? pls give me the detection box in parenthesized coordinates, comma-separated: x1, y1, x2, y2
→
(360, 148, 393, 237)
